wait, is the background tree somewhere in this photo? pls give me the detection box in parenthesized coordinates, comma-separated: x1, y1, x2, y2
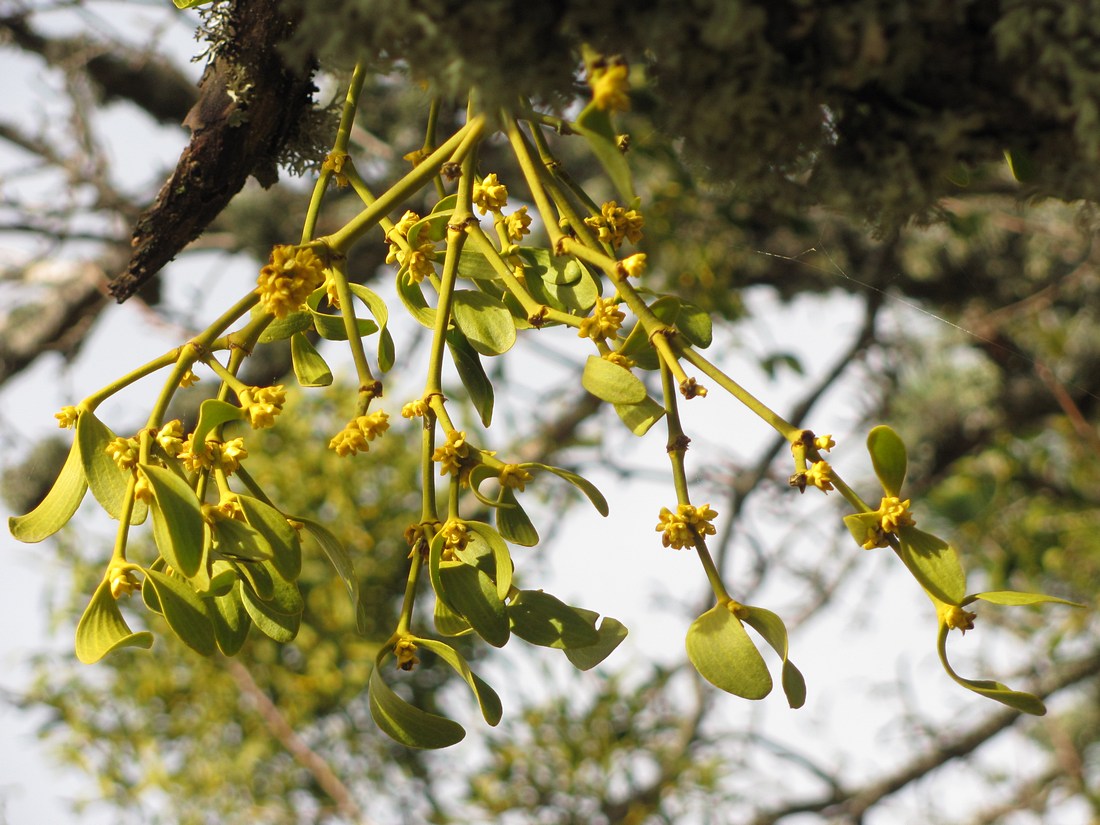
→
(2, 1, 1098, 823)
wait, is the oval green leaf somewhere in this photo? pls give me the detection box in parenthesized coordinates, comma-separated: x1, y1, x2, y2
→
(209, 586, 251, 656)
(238, 496, 301, 581)
(368, 665, 465, 749)
(192, 398, 245, 449)
(562, 609, 629, 671)
(508, 590, 600, 649)
(9, 437, 87, 543)
(298, 517, 368, 634)
(466, 521, 513, 600)
(75, 579, 154, 664)
(741, 606, 806, 709)
(239, 579, 301, 643)
(306, 289, 378, 341)
(76, 411, 145, 523)
(582, 355, 646, 404)
(212, 517, 273, 562)
(447, 329, 494, 426)
(496, 487, 539, 547)
(395, 268, 437, 328)
(686, 604, 772, 700)
(971, 590, 1084, 608)
(141, 463, 205, 579)
(897, 526, 967, 605)
(348, 283, 396, 372)
(614, 396, 666, 436)
(434, 597, 473, 637)
(413, 637, 503, 726)
(438, 562, 509, 648)
(451, 289, 517, 356)
(256, 309, 312, 344)
(867, 425, 907, 497)
(290, 332, 333, 387)
(143, 568, 215, 656)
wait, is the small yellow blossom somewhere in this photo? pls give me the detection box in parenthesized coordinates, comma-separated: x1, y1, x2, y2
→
(156, 420, 185, 457)
(578, 296, 626, 342)
(328, 411, 391, 457)
(239, 385, 286, 430)
(109, 567, 140, 600)
(256, 245, 326, 319)
(105, 437, 140, 471)
(499, 464, 533, 492)
(473, 173, 509, 215)
(503, 207, 532, 241)
(403, 147, 430, 167)
(942, 604, 977, 634)
(805, 460, 835, 493)
(619, 253, 647, 279)
(321, 151, 350, 187)
(219, 438, 248, 473)
(878, 496, 916, 534)
(655, 503, 718, 550)
(603, 351, 636, 370)
(404, 522, 430, 549)
(584, 201, 644, 248)
(405, 241, 438, 284)
(390, 210, 420, 240)
(394, 637, 420, 671)
(438, 519, 469, 556)
(589, 58, 630, 112)
(402, 398, 430, 419)
(179, 368, 200, 388)
(134, 471, 154, 504)
(432, 429, 469, 477)
(814, 434, 836, 452)
(54, 405, 79, 429)
(179, 435, 247, 475)
(215, 493, 244, 522)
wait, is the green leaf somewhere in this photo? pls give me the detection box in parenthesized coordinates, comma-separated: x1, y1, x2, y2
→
(677, 301, 713, 348)
(618, 296, 679, 370)
(208, 586, 250, 656)
(239, 579, 301, 643)
(238, 496, 301, 581)
(970, 591, 1084, 608)
(368, 665, 465, 748)
(686, 604, 772, 700)
(306, 289, 378, 341)
(406, 202, 453, 248)
(395, 268, 436, 328)
(143, 568, 215, 656)
(528, 463, 609, 516)
(545, 258, 585, 286)
(517, 248, 599, 314)
(562, 610, 628, 670)
(212, 517, 273, 562)
(496, 487, 539, 547)
(939, 626, 1046, 715)
(447, 330, 494, 427)
(75, 579, 154, 664)
(582, 354, 647, 404)
(290, 332, 333, 387)
(298, 518, 367, 633)
(348, 284, 396, 372)
(76, 411, 145, 523)
(897, 526, 967, 605)
(866, 425, 907, 497)
(233, 559, 274, 601)
(741, 606, 806, 709)
(256, 309, 312, 344)
(575, 102, 635, 203)
(457, 247, 502, 282)
(465, 521, 512, 600)
(9, 437, 87, 542)
(842, 511, 883, 549)
(438, 562, 509, 647)
(451, 289, 517, 356)
(613, 396, 666, 436)
(141, 463, 205, 579)
(413, 638, 503, 725)
(192, 398, 245, 448)
(434, 597, 473, 637)
(508, 590, 600, 649)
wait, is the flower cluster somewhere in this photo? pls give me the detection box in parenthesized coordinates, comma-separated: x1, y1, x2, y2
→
(578, 296, 626, 342)
(503, 207, 531, 241)
(108, 566, 140, 600)
(179, 435, 248, 474)
(473, 173, 508, 215)
(588, 57, 630, 112)
(321, 151, 350, 187)
(329, 411, 391, 457)
(655, 503, 719, 550)
(394, 637, 420, 671)
(878, 495, 915, 534)
(603, 351, 636, 369)
(256, 245, 326, 319)
(438, 518, 470, 556)
(105, 437, 140, 471)
(584, 201, 644, 248)
(804, 460, 834, 493)
(179, 368, 200, 388)
(432, 429, 470, 477)
(619, 253, 646, 279)
(499, 464, 533, 492)
(941, 603, 977, 634)
(401, 398, 430, 419)
(54, 405, 79, 429)
(239, 385, 287, 429)
(156, 420, 185, 457)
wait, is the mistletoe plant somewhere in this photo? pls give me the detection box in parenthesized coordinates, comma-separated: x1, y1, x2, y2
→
(9, 55, 1080, 748)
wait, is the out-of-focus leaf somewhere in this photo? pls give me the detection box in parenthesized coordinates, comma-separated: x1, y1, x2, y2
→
(9, 437, 87, 543)
(143, 568, 215, 656)
(74, 579, 154, 664)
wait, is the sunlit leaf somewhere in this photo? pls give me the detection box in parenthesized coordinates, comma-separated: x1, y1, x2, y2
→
(438, 562, 509, 647)
(496, 486, 539, 547)
(562, 608, 628, 670)
(741, 606, 806, 709)
(368, 665, 465, 748)
(676, 301, 712, 348)
(290, 332, 333, 387)
(465, 521, 512, 600)
(897, 526, 967, 605)
(208, 586, 250, 656)
(191, 398, 245, 449)
(395, 268, 436, 328)
(141, 463, 204, 579)
(239, 579, 301, 643)
(582, 354, 646, 404)
(613, 396, 665, 436)
(414, 637, 503, 725)
(306, 289, 378, 341)
(74, 579, 154, 664)
(686, 603, 772, 699)
(76, 411, 145, 523)
(451, 289, 516, 356)
(348, 283, 396, 372)
(212, 517, 273, 562)
(434, 597, 473, 637)
(508, 590, 600, 649)
(238, 496, 301, 581)
(143, 568, 215, 656)
(527, 463, 609, 516)
(447, 329, 494, 426)
(938, 625, 1045, 715)
(256, 309, 312, 343)
(867, 425, 907, 497)
(9, 437, 87, 543)
(969, 591, 1084, 608)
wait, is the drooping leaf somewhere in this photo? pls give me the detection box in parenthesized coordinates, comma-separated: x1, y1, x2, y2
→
(562, 608, 628, 670)
(191, 398, 245, 449)
(613, 396, 666, 436)
(238, 496, 301, 581)
(527, 463, 609, 516)
(969, 591, 1084, 608)
(211, 517, 273, 562)
(143, 568, 216, 656)
(686, 603, 772, 700)
(368, 665, 465, 749)
(75, 579, 154, 664)
(447, 329, 494, 427)
(395, 268, 437, 328)
(465, 521, 513, 600)
(141, 463, 205, 579)
(256, 309, 312, 343)
(298, 517, 368, 634)
(76, 411, 145, 523)
(866, 425, 907, 497)
(938, 625, 1045, 715)
(897, 526, 967, 606)
(9, 437, 87, 543)
(508, 590, 600, 649)
(348, 283, 396, 372)
(239, 579, 301, 643)
(582, 354, 647, 404)
(290, 332, 333, 387)
(414, 637, 503, 725)
(741, 606, 806, 709)
(438, 562, 509, 647)
(434, 597, 473, 637)
(451, 289, 517, 356)
(574, 101, 635, 203)
(208, 586, 251, 656)
(306, 289, 378, 341)
(496, 486, 539, 547)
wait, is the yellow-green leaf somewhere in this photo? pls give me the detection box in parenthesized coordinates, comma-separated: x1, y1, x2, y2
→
(75, 579, 154, 664)
(368, 664, 465, 749)
(239, 578, 301, 643)
(143, 568, 215, 656)
(741, 606, 806, 709)
(496, 487, 539, 547)
(562, 609, 628, 671)
(575, 101, 635, 203)
(141, 463, 204, 579)
(306, 289, 378, 341)
(256, 309, 312, 344)
(299, 517, 367, 634)
(348, 283, 396, 372)
(582, 354, 646, 404)
(438, 562, 509, 648)
(192, 398, 245, 448)
(970, 590, 1084, 608)
(9, 437, 87, 543)
(76, 411, 145, 523)
(613, 396, 665, 436)
(528, 462, 609, 516)
(508, 590, 600, 649)
(209, 586, 250, 656)
(447, 329, 494, 427)
(867, 425, 907, 497)
(686, 604, 772, 699)
(290, 332, 333, 387)
(238, 496, 301, 581)
(897, 526, 967, 605)
(413, 637, 503, 725)
(451, 289, 517, 356)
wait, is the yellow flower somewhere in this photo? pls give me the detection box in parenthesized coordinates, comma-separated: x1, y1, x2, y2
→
(473, 173, 509, 215)
(655, 503, 718, 549)
(134, 471, 154, 504)
(619, 253, 647, 279)
(240, 385, 287, 430)
(156, 419, 185, 457)
(218, 438, 248, 473)
(179, 368, 200, 388)
(499, 464, 533, 492)
(805, 460, 835, 493)
(402, 398, 430, 419)
(214, 493, 244, 522)
(504, 207, 532, 241)
(942, 603, 977, 634)
(256, 245, 326, 319)
(404, 241, 438, 284)
(390, 210, 420, 240)
(328, 411, 390, 457)
(179, 435, 247, 475)
(432, 429, 470, 476)
(394, 637, 420, 671)
(105, 437, 139, 471)
(814, 434, 836, 452)
(878, 496, 915, 534)
(403, 147, 430, 167)
(584, 201, 644, 248)
(578, 296, 626, 342)
(589, 58, 630, 112)
(108, 567, 140, 600)
(603, 351, 636, 369)
(321, 151, 350, 187)
(54, 405, 79, 429)
(438, 519, 469, 556)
